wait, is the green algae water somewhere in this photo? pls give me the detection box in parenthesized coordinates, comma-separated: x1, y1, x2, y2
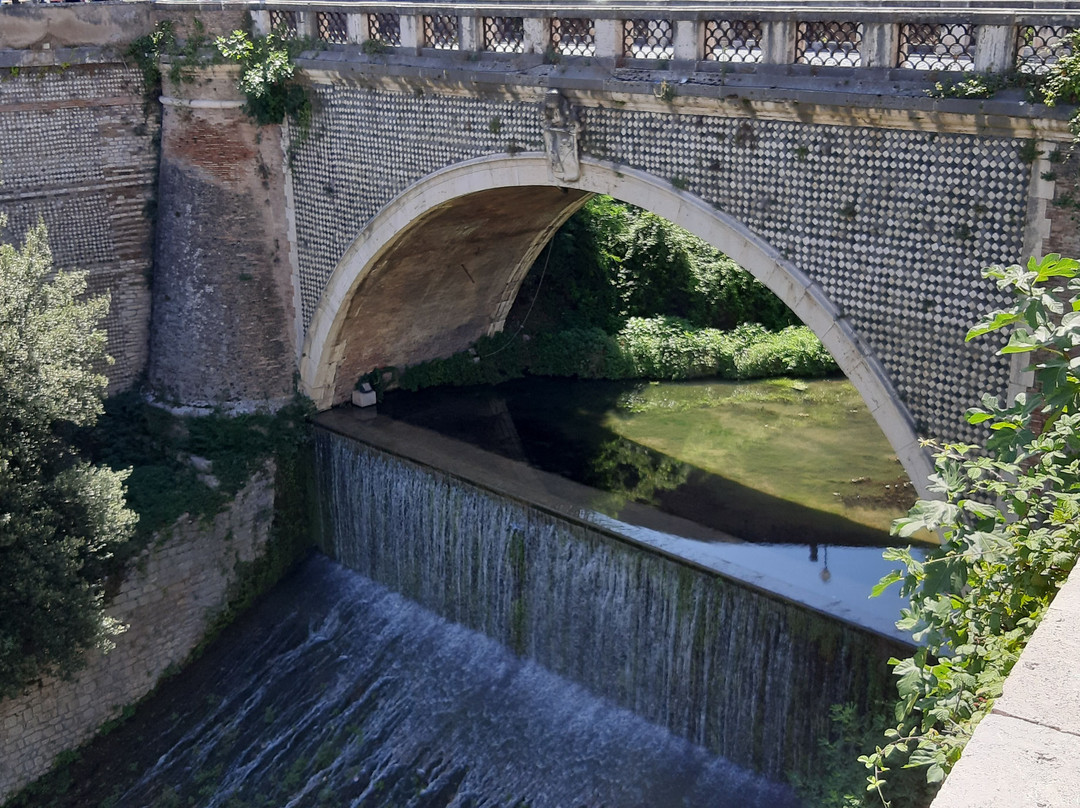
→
(605, 378, 914, 533)
(377, 376, 916, 546)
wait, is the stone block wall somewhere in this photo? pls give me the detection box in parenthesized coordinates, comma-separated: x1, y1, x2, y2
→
(0, 466, 276, 802)
(0, 61, 158, 393)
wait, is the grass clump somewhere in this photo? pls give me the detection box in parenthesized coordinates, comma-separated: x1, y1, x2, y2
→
(78, 393, 312, 552)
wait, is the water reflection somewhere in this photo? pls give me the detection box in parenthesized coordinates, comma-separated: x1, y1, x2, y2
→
(378, 377, 917, 547)
(583, 511, 914, 642)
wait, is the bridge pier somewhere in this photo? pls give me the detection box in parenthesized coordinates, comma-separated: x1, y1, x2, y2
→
(147, 67, 298, 413)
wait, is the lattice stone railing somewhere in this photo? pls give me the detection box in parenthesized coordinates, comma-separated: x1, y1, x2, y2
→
(254, 4, 1078, 74)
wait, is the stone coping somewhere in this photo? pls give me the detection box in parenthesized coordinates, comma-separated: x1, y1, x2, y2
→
(298, 52, 1076, 140)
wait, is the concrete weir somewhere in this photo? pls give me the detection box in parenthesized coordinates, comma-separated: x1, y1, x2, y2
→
(314, 408, 910, 779)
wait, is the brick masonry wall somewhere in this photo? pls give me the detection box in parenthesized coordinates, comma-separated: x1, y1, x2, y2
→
(1044, 148, 1080, 259)
(0, 467, 276, 802)
(0, 62, 158, 393)
(147, 72, 297, 410)
(289, 83, 1034, 444)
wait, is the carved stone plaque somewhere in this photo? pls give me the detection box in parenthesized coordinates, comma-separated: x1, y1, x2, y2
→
(540, 89, 583, 182)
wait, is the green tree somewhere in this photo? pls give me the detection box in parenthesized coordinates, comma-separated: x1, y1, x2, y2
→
(517, 196, 798, 333)
(0, 220, 137, 699)
(863, 254, 1080, 805)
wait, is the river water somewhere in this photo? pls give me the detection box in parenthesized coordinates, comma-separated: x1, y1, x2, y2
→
(377, 377, 917, 544)
(20, 376, 912, 807)
(42, 556, 800, 808)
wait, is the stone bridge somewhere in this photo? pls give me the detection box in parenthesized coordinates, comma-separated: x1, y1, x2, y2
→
(2, 3, 1080, 802)
(5, 1, 1080, 491)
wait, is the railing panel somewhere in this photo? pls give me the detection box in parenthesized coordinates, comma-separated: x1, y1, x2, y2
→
(483, 15, 524, 53)
(795, 21, 862, 67)
(898, 22, 975, 71)
(270, 9, 299, 38)
(551, 17, 595, 57)
(424, 14, 459, 50)
(368, 13, 401, 47)
(623, 19, 673, 60)
(317, 11, 348, 44)
(704, 19, 763, 63)
(1017, 24, 1076, 73)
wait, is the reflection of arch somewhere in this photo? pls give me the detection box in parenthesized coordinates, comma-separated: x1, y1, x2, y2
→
(301, 154, 934, 494)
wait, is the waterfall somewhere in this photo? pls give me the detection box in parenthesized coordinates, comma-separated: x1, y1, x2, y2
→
(99, 556, 798, 808)
(316, 427, 903, 779)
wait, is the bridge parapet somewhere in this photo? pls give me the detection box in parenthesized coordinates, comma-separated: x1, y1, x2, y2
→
(255, 2, 1080, 78)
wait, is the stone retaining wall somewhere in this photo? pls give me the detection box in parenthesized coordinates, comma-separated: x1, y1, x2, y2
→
(0, 466, 276, 802)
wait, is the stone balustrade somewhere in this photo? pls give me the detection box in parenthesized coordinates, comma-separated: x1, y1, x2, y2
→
(251, 3, 1080, 76)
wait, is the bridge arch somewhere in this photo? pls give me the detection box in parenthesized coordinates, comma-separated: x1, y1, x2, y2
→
(300, 154, 934, 494)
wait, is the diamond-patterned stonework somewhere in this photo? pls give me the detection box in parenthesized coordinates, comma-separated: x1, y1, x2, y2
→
(289, 85, 1031, 444)
(290, 87, 543, 325)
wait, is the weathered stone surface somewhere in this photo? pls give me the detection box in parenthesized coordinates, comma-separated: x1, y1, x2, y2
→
(147, 70, 297, 411)
(0, 468, 276, 802)
(993, 574, 1080, 734)
(0, 4, 246, 51)
(930, 713, 1080, 808)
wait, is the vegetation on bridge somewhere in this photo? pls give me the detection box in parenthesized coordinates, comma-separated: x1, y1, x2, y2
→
(217, 28, 313, 132)
(929, 30, 1080, 140)
(857, 255, 1080, 806)
(128, 20, 313, 135)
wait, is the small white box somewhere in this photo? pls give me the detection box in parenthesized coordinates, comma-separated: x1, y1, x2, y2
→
(352, 384, 377, 408)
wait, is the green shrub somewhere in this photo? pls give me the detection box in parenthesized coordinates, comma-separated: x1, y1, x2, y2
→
(863, 254, 1080, 803)
(390, 318, 836, 392)
(734, 326, 838, 379)
(529, 327, 633, 378)
(0, 221, 137, 698)
(216, 30, 312, 131)
(514, 196, 798, 334)
(83, 394, 311, 544)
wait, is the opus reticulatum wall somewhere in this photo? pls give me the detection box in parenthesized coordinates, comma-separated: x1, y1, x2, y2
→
(0, 63, 157, 391)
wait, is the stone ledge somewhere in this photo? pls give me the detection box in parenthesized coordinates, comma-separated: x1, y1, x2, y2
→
(299, 54, 1076, 141)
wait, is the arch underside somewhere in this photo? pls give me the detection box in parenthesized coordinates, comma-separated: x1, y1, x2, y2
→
(301, 156, 934, 494)
(322, 184, 589, 404)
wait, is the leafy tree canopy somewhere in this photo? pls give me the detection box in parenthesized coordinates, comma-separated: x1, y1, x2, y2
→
(515, 196, 798, 334)
(0, 220, 137, 699)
